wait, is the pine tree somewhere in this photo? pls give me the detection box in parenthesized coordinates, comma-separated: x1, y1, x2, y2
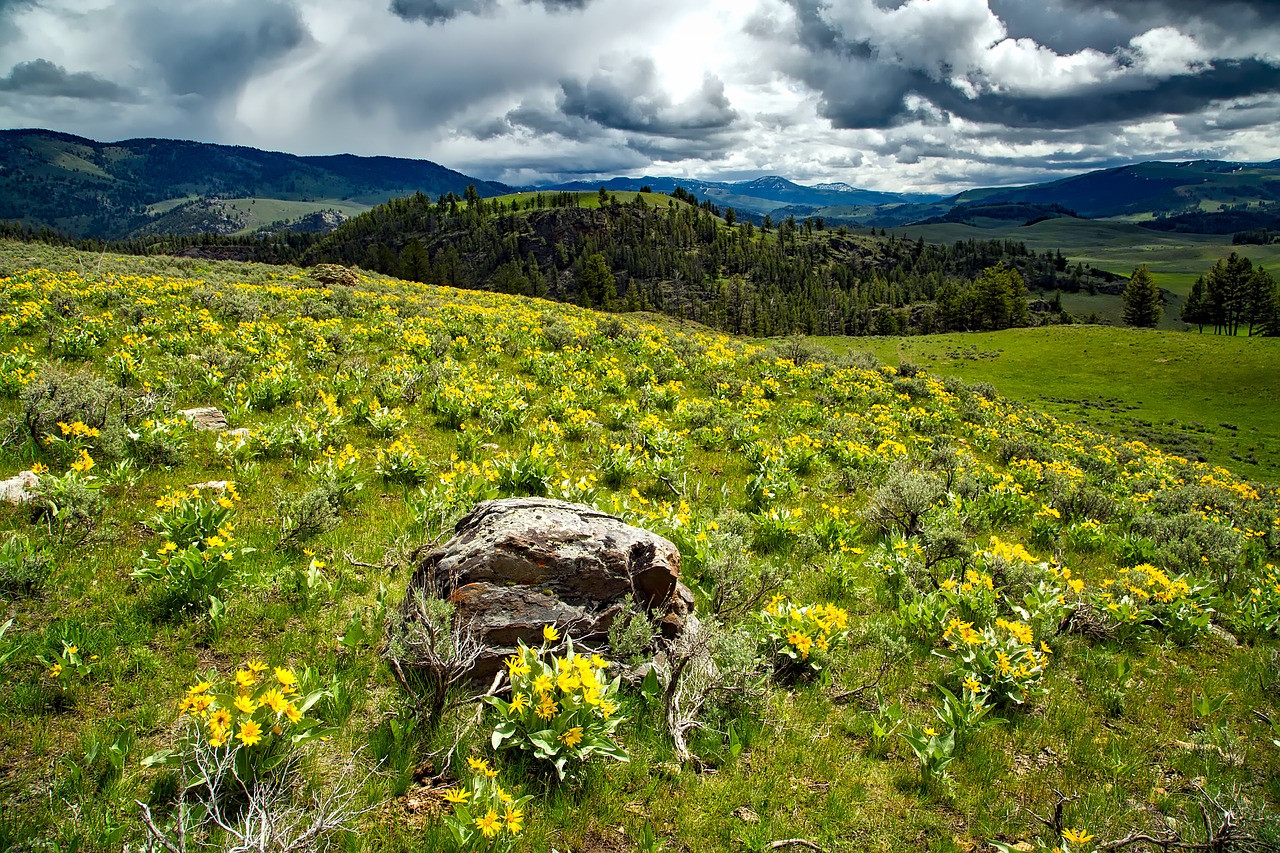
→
(1182, 275, 1207, 332)
(1122, 264, 1163, 327)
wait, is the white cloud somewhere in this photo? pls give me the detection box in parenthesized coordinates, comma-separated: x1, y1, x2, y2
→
(0, 0, 1279, 191)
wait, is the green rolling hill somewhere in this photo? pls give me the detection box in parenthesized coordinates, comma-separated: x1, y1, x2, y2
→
(0, 129, 512, 239)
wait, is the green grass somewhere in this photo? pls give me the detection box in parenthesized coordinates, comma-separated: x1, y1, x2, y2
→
(486, 190, 702, 212)
(0, 241, 1277, 853)
(818, 325, 1280, 483)
(888, 219, 1280, 296)
(222, 198, 371, 233)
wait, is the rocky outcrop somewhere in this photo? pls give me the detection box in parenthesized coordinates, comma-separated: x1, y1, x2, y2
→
(401, 497, 692, 678)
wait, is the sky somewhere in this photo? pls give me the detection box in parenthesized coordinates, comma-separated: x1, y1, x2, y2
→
(1, 0, 1279, 192)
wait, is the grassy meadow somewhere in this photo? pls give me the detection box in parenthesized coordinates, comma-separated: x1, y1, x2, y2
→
(823, 326, 1280, 485)
(888, 218, 1280, 297)
(0, 240, 1278, 853)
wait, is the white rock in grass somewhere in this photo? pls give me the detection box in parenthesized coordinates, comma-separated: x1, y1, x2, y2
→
(0, 471, 40, 504)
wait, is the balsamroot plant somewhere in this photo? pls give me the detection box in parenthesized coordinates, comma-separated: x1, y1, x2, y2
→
(486, 626, 627, 781)
(758, 594, 850, 677)
(141, 660, 332, 786)
(440, 758, 533, 852)
(132, 484, 251, 614)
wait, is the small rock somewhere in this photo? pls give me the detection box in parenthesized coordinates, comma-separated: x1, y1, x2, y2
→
(1208, 624, 1239, 647)
(180, 407, 228, 432)
(0, 471, 40, 504)
(187, 480, 230, 491)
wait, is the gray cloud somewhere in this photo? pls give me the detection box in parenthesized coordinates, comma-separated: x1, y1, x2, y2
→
(128, 0, 309, 99)
(390, 0, 590, 25)
(926, 58, 1280, 129)
(761, 0, 1280, 135)
(0, 58, 137, 101)
(1061, 0, 1280, 23)
(389, 0, 495, 25)
(559, 58, 739, 136)
(1, 0, 1279, 191)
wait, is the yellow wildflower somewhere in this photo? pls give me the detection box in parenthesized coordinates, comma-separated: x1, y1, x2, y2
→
(236, 719, 263, 747)
(475, 810, 501, 838)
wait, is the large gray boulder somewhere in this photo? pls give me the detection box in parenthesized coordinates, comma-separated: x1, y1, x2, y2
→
(402, 497, 692, 678)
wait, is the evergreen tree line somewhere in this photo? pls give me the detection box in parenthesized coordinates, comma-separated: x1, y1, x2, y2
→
(1181, 252, 1280, 336)
(295, 189, 1114, 337)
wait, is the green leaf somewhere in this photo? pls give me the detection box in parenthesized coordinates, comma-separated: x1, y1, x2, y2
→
(492, 720, 517, 749)
(527, 729, 559, 756)
(140, 749, 177, 768)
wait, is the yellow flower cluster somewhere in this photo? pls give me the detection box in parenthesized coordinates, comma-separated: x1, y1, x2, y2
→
(178, 661, 305, 748)
(762, 595, 851, 666)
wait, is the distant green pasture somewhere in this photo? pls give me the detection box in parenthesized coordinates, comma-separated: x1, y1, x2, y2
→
(888, 219, 1280, 296)
(816, 325, 1280, 483)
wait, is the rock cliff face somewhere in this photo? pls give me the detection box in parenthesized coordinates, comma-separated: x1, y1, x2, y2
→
(402, 497, 692, 677)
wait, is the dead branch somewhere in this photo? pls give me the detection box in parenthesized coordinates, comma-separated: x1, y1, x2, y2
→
(767, 840, 826, 852)
(384, 586, 486, 729)
(138, 734, 378, 853)
(1026, 790, 1078, 836)
(830, 653, 893, 707)
(662, 622, 767, 769)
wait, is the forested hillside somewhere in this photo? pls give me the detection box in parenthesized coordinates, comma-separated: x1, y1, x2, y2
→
(300, 190, 1121, 336)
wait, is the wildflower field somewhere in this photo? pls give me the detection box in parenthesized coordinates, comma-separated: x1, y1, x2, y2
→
(0, 239, 1278, 852)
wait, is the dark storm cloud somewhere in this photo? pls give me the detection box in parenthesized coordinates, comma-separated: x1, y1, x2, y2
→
(390, 0, 591, 25)
(926, 58, 1280, 129)
(534, 0, 591, 10)
(988, 0, 1137, 54)
(0, 58, 137, 101)
(0, 0, 36, 45)
(1060, 0, 1280, 23)
(558, 59, 739, 137)
(128, 0, 309, 99)
(506, 100, 601, 138)
(389, 0, 495, 25)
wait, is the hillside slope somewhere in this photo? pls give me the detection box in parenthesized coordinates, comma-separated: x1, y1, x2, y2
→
(0, 241, 1276, 852)
(0, 129, 512, 239)
(301, 190, 1120, 336)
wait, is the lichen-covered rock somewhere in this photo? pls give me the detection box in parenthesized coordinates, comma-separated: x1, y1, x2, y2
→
(402, 497, 691, 678)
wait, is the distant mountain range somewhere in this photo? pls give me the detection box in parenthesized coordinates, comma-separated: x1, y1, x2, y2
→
(0, 128, 512, 239)
(2, 128, 1279, 240)
(766, 159, 1280, 229)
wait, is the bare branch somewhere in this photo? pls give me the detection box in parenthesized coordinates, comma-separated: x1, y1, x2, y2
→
(767, 840, 826, 852)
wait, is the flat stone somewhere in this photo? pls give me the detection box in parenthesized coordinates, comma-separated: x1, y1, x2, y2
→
(179, 407, 228, 432)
